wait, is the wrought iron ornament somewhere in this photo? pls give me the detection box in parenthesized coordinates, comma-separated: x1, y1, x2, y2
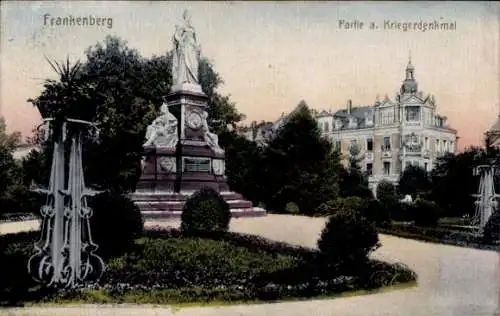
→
(28, 118, 104, 288)
(472, 164, 500, 234)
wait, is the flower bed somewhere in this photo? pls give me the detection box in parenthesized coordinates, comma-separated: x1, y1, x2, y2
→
(1, 229, 417, 306)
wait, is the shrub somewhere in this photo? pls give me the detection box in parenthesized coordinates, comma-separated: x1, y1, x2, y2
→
(483, 209, 500, 245)
(376, 180, 396, 201)
(181, 187, 231, 235)
(413, 199, 442, 227)
(317, 208, 379, 271)
(88, 192, 144, 258)
(389, 201, 415, 222)
(285, 202, 300, 214)
(364, 199, 391, 227)
(315, 196, 367, 217)
(0, 185, 43, 216)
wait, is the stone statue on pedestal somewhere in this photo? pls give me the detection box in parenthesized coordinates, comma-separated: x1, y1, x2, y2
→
(130, 9, 265, 218)
(143, 102, 178, 148)
(172, 10, 201, 86)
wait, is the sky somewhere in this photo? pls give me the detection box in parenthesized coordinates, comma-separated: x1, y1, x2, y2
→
(1, 1, 499, 150)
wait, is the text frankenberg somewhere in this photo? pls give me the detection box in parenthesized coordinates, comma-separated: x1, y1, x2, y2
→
(43, 14, 113, 29)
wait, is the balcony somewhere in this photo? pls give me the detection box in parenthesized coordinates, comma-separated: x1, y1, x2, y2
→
(400, 143, 426, 157)
(382, 151, 392, 158)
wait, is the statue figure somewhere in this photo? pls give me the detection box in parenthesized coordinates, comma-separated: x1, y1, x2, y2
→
(172, 10, 201, 85)
(143, 103, 178, 148)
(201, 111, 224, 154)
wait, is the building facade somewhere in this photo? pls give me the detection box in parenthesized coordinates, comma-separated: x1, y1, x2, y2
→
(239, 59, 458, 195)
(485, 115, 500, 148)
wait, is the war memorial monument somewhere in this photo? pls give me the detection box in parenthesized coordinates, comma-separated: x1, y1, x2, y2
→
(129, 11, 265, 218)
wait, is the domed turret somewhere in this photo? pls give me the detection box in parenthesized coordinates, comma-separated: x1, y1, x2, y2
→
(400, 55, 418, 94)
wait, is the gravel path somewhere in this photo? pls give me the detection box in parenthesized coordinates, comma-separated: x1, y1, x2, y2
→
(1, 215, 499, 316)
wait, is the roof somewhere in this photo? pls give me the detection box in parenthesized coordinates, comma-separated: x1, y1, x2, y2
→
(332, 106, 374, 129)
(487, 115, 500, 133)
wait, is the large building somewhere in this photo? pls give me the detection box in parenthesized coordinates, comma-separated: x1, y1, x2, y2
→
(485, 114, 500, 148)
(238, 59, 458, 194)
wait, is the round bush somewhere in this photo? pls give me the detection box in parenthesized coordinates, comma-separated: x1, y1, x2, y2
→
(315, 197, 367, 217)
(181, 187, 231, 235)
(88, 192, 144, 258)
(317, 208, 379, 270)
(285, 202, 300, 214)
(376, 180, 396, 201)
(413, 199, 442, 227)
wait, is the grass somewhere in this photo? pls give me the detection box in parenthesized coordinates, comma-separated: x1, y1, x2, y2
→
(0, 229, 417, 307)
(27, 280, 418, 309)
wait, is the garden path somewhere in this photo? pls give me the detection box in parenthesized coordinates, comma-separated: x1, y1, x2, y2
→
(1, 215, 499, 316)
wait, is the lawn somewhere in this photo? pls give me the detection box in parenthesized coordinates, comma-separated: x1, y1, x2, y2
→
(1, 228, 417, 306)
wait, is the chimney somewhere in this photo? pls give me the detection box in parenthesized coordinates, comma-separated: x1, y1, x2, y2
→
(347, 99, 352, 115)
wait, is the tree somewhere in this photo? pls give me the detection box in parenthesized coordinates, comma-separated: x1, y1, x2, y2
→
(376, 180, 396, 201)
(28, 36, 243, 194)
(259, 101, 341, 215)
(218, 129, 263, 204)
(371, 180, 398, 226)
(0, 117, 28, 215)
(398, 165, 431, 198)
(199, 58, 245, 134)
(429, 147, 498, 217)
(0, 117, 21, 151)
(339, 144, 373, 199)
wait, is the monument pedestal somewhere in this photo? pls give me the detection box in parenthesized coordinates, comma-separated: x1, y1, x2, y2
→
(130, 85, 266, 219)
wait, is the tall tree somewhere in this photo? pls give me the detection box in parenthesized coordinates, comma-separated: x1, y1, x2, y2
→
(429, 147, 498, 217)
(398, 165, 431, 198)
(0, 118, 20, 193)
(339, 144, 373, 199)
(259, 101, 341, 215)
(0, 117, 21, 151)
(218, 130, 263, 204)
(0, 117, 25, 215)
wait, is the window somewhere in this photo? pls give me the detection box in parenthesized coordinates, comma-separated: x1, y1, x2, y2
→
(324, 122, 329, 132)
(381, 110, 394, 125)
(383, 136, 391, 151)
(366, 163, 373, 176)
(366, 138, 373, 151)
(405, 161, 411, 170)
(443, 140, 447, 152)
(383, 162, 391, 175)
(406, 106, 420, 122)
(450, 141, 454, 152)
(436, 139, 440, 152)
(424, 162, 428, 171)
(424, 137, 429, 150)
